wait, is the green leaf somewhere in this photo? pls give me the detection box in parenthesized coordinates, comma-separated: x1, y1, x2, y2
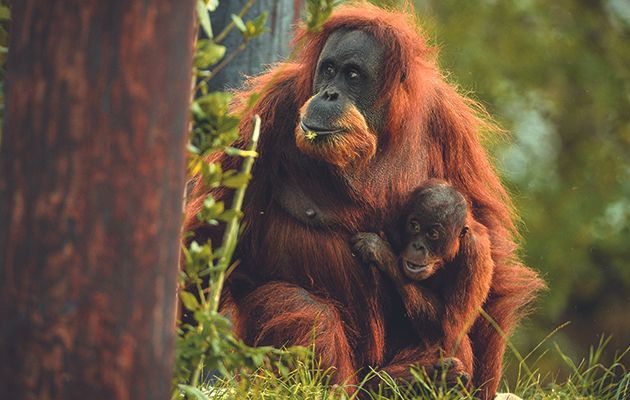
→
(203, 196, 216, 209)
(180, 292, 200, 311)
(187, 154, 204, 175)
(196, 92, 233, 118)
(241, 12, 268, 39)
(206, 0, 219, 12)
(223, 147, 258, 158)
(178, 384, 211, 400)
(217, 209, 243, 223)
(197, 0, 213, 38)
(194, 40, 226, 69)
(210, 201, 225, 215)
(187, 144, 200, 156)
(246, 92, 261, 109)
(305, 0, 338, 32)
(198, 197, 225, 223)
(254, 12, 268, 31)
(190, 101, 204, 118)
(231, 14, 247, 33)
(201, 162, 223, 187)
(217, 116, 240, 133)
(222, 172, 251, 188)
(249, 12, 268, 38)
(245, 20, 255, 38)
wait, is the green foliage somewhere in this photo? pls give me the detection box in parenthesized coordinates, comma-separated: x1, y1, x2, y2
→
(197, 0, 216, 38)
(230, 12, 268, 40)
(194, 0, 267, 95)
(194, 41, 226, 69)
(190, 92, 240, 158)
(173, 2, 305, 399)
(306, 0, 343, 32)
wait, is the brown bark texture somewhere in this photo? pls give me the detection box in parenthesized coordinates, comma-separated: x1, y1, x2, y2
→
(0, 1, 195, 399)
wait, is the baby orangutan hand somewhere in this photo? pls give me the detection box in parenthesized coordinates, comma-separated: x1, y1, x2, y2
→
(350, 232, 400, 281)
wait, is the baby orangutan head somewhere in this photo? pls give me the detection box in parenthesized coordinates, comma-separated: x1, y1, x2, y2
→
(399, 180, 470, 281)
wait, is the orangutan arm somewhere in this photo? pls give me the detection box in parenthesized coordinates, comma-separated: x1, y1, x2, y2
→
(351, 232, 444, 338)
(441, 220, 494, 351)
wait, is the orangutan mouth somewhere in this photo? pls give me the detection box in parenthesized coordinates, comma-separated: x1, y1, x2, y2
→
(300, 121, 344, 139)
(404, 260, 429, 274)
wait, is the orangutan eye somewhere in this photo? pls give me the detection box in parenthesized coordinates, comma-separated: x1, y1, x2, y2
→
(346, 69, 360, 81)
(323, 64, 336, 77)
(426, 227, 440, 241)
(409, 219, 421, 233)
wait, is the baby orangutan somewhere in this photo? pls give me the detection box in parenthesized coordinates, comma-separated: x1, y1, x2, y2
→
(351, 179, 494, 384)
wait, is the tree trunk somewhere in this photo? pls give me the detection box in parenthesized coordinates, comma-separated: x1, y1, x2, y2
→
(0, 1, 195, 399)
(209, 0, 304, 90)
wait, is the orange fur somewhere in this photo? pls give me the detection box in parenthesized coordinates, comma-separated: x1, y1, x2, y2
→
(295, 98, 377, 168)
(182, 4, 545, 398)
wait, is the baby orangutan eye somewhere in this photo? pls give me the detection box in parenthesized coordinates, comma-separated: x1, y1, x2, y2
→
(426, 227, 440, 240)
(409, 219, 421, 233)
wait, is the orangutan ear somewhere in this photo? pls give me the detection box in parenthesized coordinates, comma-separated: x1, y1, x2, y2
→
(460, 226, 469, 239)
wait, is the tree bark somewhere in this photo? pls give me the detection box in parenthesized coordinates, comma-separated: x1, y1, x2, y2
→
(0, 1, 195, 399)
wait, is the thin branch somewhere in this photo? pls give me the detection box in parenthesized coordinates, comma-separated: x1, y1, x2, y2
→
(214, 0, 256, 44)
(208, 115, 261, 313)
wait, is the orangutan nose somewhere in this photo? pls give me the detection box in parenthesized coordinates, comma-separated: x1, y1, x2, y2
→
(322, 88, 339, 101)
(413, 242, 427, 255)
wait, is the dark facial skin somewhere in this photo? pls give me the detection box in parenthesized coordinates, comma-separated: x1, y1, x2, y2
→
(300, 29, 386, 136)
(400, 185, 468, 280)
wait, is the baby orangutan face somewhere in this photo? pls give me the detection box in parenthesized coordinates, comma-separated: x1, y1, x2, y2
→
(400, 181, 469, 281)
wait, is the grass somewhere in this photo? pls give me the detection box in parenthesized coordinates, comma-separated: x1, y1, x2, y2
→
(187, 336, 629, 400)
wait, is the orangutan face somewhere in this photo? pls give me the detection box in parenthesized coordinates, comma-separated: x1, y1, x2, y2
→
(295, 30, 386, 168)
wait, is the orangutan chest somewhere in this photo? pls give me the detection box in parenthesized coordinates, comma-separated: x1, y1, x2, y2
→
(275, 181, 347, 229)
(248, 206, 370, 291)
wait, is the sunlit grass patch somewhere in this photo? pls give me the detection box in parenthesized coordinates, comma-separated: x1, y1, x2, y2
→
(187, 336, 628, 400)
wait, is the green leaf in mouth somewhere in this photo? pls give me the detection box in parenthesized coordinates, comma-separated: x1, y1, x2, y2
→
(305, 131, 318, 141)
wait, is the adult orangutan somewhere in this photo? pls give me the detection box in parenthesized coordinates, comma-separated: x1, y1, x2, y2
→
(183, 4, 545, 399)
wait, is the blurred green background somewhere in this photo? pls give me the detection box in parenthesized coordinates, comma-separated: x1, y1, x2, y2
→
(372, 0, 630, 374)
